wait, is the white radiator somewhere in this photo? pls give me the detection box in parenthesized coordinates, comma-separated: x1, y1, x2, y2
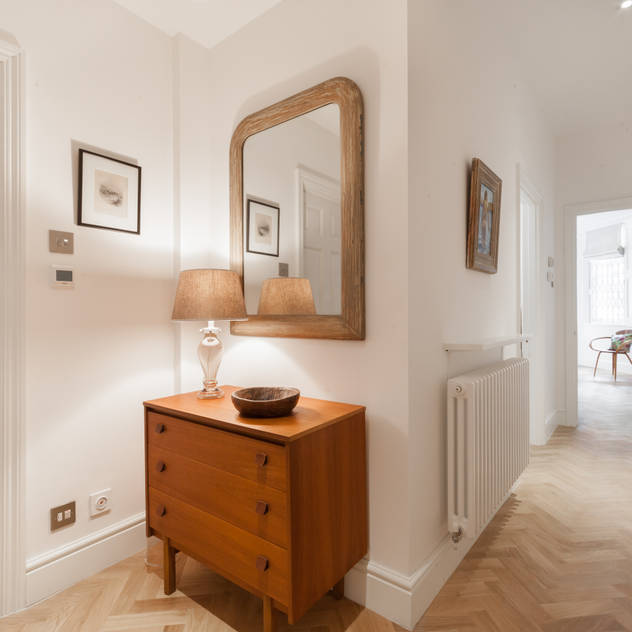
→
(447, 358, 529, 541)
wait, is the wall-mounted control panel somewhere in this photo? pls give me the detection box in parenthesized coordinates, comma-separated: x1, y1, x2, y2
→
(50, 500, 76, 531)
(51, 265, 74, 288)
(49, 230, 74, 254)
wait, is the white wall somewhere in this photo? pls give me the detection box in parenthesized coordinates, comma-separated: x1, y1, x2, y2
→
(407, 0, 558, 580)
(1, 0, 174, 602)
(175, 0, 412, 586)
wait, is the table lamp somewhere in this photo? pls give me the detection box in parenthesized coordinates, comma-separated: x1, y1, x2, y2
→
(257, 277, 316, 315)
(172, 269, 247, 399)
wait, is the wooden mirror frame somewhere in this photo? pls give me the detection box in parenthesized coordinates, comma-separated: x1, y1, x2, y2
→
(230, 77, 365, 339)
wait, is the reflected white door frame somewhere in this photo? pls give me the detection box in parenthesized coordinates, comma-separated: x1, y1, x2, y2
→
(295, 165, 341, 314)
(0, 35, 26, 616)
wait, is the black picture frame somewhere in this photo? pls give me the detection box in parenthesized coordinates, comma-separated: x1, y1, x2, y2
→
(78, 148, 142, 235)
(246, 198, 280, 257)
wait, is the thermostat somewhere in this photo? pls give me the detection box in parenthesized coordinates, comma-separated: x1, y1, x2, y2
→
(51, 265, 74, 288)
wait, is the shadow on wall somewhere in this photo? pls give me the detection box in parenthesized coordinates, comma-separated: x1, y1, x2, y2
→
(231, 47, 380, 162)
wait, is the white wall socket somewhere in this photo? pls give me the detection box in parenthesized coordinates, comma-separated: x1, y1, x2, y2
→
(89, 488, 111, 517)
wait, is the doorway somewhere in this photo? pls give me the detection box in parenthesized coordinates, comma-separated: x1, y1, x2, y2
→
(575, 209, 632, 423)
(565, 198, 632, 427)
(519, 179, 541, 444)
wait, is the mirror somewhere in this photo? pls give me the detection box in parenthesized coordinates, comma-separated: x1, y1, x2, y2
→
(243, 104, 341, 316)
(230, 77, 364, 339)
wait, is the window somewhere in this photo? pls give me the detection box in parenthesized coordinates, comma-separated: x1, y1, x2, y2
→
(589, 257, 628, 323)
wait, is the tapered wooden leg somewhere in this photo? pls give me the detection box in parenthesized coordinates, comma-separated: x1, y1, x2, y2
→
(614, 353, 618, 381)
(331, 577, 345, 600)
(263, 595, 276, 632)
(594, 351, 602, 377)
(163, 537, 176, 595)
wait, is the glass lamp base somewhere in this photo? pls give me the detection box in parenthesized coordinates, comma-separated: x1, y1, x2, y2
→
(197, 324, 224, 400)
(198, 385, 224, 399)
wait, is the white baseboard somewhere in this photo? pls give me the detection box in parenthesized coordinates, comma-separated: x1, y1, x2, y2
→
(25, 512, 148, 606)
(345, 535, 473, 630)
(544, 409, 564, 441)
(531, 409, 565, 446)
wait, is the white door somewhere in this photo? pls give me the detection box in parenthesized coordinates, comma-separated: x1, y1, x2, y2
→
(298, 170, 341, 314)
(520, 188, 538, 442)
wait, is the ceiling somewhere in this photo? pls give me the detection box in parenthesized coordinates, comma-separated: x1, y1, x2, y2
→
(502, 0, 632, 135)
(114, 0, 632, 137)
(112, 0, 283, 50)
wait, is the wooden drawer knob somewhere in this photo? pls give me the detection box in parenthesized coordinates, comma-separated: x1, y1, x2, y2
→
(255, 452, 268, 467)
(156, 504, 166, 517)
(155, 423, 165, 434)
(255, 501, 269, 515)
(155, 460, 166, 473)
(256, 555, 269, 572)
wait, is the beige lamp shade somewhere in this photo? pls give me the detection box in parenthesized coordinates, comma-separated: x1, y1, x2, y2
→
(257, 277, 316, 315)
(172, 269, 247, 321)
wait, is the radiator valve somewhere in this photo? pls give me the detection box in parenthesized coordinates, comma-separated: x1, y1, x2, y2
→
(450, 527, 464, 544)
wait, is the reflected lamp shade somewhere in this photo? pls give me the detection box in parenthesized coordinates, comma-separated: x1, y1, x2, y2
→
(172, 269, 247, 322)
(257, 277, 316, 315)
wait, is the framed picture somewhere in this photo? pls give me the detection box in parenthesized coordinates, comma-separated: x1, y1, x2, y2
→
(246, 198, 279, 257)
(78, 149, 141, 234)
(466, 158, 502, 273)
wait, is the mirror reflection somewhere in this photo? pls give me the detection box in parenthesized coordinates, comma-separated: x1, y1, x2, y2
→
(243, 103, 341, 316)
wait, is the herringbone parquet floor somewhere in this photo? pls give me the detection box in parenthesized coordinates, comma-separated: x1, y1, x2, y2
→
(418, 368, 632, 632)
(2, 368, 630, 631)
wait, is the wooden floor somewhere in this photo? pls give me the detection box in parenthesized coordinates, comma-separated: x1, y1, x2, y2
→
(2, 368, 631, 631)
(418, 367, 632, 631)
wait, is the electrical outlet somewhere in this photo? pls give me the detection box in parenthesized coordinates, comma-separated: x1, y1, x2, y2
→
(50, 501, 76, 531)
(89, 488, 111, 517)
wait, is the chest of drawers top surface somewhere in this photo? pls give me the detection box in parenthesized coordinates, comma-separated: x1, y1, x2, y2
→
(144, 385, 365, 443)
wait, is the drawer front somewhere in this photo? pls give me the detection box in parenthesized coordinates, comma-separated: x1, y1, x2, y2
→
(148, 444, 287, 547)
(147, 411, 287, 491)
(149, 488, 289, 605)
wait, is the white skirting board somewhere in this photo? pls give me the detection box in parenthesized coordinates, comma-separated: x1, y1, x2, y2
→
(545, 409, 565, 440)
(25, 513, 149, 606)
(345, 535, 473, 631)
(346, 478, 523, 630)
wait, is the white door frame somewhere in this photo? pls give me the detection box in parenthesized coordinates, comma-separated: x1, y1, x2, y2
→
(0, 36, 26, 616)
(518, 166, 543, 443)
(563, 195, 632, 427)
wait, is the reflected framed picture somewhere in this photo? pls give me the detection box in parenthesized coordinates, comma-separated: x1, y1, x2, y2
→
(246, 198, 279, 257)
(466, 158, 502, 273)
(78, 149, 141, 234)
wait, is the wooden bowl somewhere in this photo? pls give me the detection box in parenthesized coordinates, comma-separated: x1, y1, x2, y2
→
(231, 387, 300, 418)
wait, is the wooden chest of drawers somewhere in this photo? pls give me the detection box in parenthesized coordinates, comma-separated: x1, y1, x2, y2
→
(144, 387, 367, 631)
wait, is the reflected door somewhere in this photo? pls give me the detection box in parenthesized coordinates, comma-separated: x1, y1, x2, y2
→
(301, 178, 341, 314)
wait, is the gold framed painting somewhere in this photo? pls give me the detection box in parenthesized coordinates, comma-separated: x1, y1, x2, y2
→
(466, 158, 502, 273)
